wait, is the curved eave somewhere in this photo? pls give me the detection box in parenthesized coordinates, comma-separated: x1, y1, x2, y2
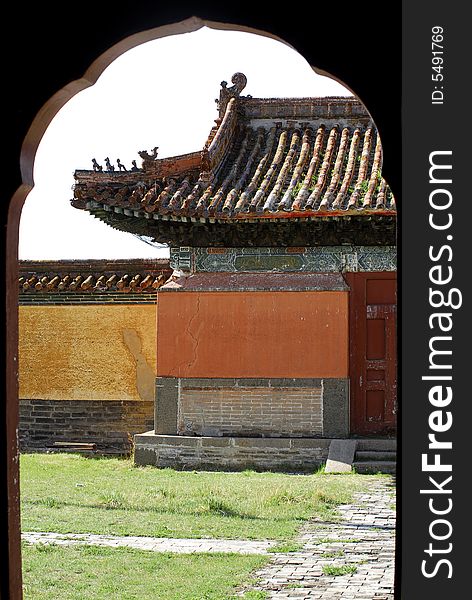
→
(84, 202, 396, 247)
(84, 199, 396, 223)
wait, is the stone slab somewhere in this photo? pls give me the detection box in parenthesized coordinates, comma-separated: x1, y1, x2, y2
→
(322, 379, 349, 438)
(155, 378, 178, 435)
(325, 439, 357, 473)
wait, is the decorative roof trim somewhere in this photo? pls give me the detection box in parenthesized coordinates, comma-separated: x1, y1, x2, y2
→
(160, 271, 349, 292)
(18, 259, 171, 294)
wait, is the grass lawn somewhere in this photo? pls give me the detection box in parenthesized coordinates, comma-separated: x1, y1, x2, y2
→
(20, 453, 384, 541)
(20, 453, 388, 599)
(21, 542, 268, 600)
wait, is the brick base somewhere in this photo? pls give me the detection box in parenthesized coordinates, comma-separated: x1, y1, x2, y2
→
(134, 431, 331, 472)
(179, 382, 323, 437)
(19, 399, 154, 455)
(156, 377, 349, 439)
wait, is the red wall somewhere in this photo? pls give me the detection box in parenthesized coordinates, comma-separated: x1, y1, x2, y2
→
(157, 291, 348, 378)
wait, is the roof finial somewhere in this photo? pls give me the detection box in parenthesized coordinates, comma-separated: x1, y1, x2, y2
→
(227, 72, 247, 96)
(216, 72, 248, 117)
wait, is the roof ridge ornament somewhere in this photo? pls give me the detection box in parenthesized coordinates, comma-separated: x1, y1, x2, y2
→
(92, 158, 103, 172)
(216, 72, 248, 117)
(138, 146, 159, 162)
(138, 146, 160, 171)
(225, 72, 247, 95)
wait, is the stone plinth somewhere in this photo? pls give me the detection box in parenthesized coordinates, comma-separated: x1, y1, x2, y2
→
(134, 431, 331, 472)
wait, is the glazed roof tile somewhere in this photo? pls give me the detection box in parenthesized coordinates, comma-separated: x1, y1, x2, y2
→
(19, 259, 171, 294)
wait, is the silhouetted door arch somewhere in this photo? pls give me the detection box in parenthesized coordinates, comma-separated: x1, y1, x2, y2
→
(345, 272, 397, 435)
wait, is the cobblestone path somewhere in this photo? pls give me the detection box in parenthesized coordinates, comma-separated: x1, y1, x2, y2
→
(239, 476, 396, 599)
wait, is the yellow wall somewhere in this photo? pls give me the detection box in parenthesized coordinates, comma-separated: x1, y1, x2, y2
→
(19, 304, 156, 402)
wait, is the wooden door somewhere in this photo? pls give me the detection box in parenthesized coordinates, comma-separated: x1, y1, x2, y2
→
(346, 272, 397, 435)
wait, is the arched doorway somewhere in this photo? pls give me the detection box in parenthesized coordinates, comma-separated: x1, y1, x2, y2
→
(3, 9, 400, 597)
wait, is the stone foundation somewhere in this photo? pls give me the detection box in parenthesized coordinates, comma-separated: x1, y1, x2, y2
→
(134, 432, 331, 472)
(19, 399, 154, 455)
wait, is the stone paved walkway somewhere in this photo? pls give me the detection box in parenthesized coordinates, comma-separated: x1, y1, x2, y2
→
(239, 476, 396, 599)
(23, 476, 396, 598)
(21, 531, 275, 554)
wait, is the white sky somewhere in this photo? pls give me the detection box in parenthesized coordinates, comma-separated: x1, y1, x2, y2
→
(19, 26, 352, 260)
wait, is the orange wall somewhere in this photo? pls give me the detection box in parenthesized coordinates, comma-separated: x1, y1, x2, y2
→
(157, 291, 348, 378)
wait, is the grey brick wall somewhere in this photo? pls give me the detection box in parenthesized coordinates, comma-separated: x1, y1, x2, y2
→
(155, 377, 349, 439)
(19, 399, 153, 455)
(178, 383, 323, 437)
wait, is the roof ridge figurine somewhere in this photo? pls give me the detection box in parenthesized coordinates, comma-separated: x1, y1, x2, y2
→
(104, 157, 115, 172)
(92, 158, 102, 172)
(138, 147, 159, 162)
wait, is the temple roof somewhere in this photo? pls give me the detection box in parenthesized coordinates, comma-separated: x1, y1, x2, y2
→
(71, 74, 396, 247)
